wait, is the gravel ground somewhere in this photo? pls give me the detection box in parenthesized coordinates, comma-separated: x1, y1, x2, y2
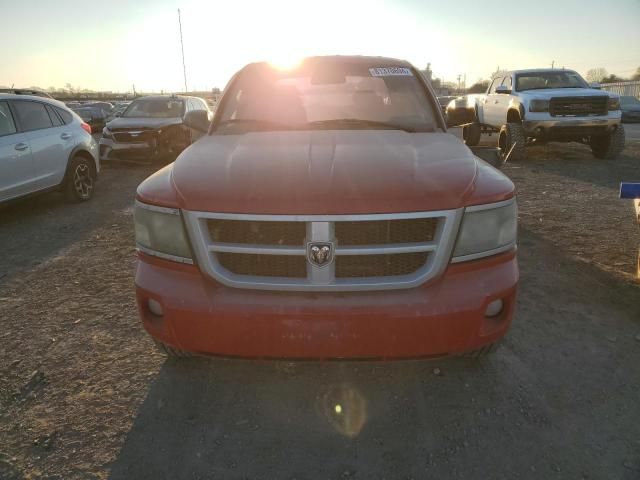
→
(0, 132, 639, 480)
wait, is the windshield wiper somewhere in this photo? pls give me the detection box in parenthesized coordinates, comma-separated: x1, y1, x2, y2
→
(306, 118, 418, 133)
(216, 119, 297, 130)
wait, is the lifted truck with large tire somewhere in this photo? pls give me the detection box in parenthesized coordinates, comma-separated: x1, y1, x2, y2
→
(448, 69, 624, 161)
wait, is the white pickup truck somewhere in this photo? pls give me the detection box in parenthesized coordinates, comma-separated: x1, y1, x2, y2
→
(449, 69, 624, 161)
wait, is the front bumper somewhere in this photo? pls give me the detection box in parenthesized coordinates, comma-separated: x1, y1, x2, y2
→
(522, 115, 621, 139)
(622, 111, 640, 123)
(99, 136, 163, 162)
(135, 250, 518, 359)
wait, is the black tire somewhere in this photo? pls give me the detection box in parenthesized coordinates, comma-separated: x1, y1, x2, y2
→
(498, 123, 526, 162)
(463, 121, 482, 146)
(590, 125, 625, 159)
(153, 339, 193, 358)
(461, 342, 499, 358)
(64, 155, 96, 202)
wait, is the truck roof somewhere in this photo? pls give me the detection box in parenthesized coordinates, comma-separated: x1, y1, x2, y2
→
(505, 68, 579, 76)
(250, 55, 413, 69)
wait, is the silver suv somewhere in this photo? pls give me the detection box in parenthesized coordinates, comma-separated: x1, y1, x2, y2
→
(0, 94, 99, 204)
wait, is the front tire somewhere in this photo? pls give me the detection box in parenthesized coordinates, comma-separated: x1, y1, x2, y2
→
(590, 125, 625, 159)
(463, 121, 482, 146)
(499, 123, 526, 162)
(65, 156, 96, 202)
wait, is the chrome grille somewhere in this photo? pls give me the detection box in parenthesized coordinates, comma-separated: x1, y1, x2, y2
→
(183, 210, 463, 292)
(112, 130, 155, 143)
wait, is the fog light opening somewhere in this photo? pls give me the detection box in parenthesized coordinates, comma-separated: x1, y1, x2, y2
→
(147, 298, 164, 317)
(485, 299, 504, 318)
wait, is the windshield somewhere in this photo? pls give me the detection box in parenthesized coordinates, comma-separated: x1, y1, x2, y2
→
(122, 98, 184, 118)
(216, 61, 438, 133)
(515, 71, 588, 91)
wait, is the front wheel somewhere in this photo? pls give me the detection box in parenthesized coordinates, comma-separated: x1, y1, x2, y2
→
(65, 156, 96, 202)
(499, 123, 526, 162)
(463, 121, 482, 146)
(590, 125, 625, 159)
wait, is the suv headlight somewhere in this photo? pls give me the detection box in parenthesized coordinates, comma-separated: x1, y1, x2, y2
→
(529, 99, 549, 112)
(452, 199, 517, 262)
(134, 201, 193, 263)
(608, 97, 620, 111)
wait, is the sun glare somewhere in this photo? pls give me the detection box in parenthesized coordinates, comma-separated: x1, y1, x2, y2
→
(268, 55, 304, 71)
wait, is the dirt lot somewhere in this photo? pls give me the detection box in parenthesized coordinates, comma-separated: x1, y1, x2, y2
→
(1, 128, 639, 480)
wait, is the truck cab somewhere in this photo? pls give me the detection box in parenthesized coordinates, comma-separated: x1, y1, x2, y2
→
(133, 56, 519, 359)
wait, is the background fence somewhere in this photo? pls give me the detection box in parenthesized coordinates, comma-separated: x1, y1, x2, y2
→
(599, 81, 640, 98)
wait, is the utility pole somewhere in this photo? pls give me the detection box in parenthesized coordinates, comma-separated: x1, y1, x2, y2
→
(178, 8, 188, 93)
(551, 60, 555, 69)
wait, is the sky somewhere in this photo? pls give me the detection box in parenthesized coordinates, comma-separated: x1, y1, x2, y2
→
(0, 0, 638, 93)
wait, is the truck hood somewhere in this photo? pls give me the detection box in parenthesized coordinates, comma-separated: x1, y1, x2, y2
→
(170, 130, 483, 214)
(106, 117, 183, 130)
(519, 88, 615, 100)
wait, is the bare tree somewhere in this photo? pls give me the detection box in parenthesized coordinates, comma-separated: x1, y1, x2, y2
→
(586, 68, 608, 83)
(490, 68, 508, 79)
(468, 80, 490, 93)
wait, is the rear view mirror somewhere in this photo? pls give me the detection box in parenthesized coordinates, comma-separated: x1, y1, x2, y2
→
(184, 110, 210, 133)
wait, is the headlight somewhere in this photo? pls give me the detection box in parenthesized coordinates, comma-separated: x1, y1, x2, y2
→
(134, 202, 193, 263)
(529, 99, 549, 112)
(608, 97, 620, 111)
(452, 199, 517, 262)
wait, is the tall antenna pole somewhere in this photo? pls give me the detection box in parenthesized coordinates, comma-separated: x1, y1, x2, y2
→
(178, 9, 188, 93)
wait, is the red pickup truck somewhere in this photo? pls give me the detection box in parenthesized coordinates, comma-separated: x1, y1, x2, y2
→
(133, 56, 518, 359)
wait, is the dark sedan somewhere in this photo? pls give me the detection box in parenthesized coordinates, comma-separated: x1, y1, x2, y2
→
(621, 96, 640, 123)
(99, 95, 211, 163)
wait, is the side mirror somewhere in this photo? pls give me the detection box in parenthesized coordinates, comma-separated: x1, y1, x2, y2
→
(495, 85, 511, 95)
(589, 82, 602, 90)
(184, 110, 210, 133)
(115, 112, 122, 117)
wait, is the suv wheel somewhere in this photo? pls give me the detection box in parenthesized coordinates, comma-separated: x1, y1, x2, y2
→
(499, 123, 526, 162)
(590, 125, 625, 159)
(463, 121, 482, 146)
(65, 156, 95, 202)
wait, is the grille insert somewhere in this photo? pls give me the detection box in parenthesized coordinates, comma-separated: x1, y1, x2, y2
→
(208, 220, 306, 245)
(336, 253, 428, 278)
(217, 253, 307, 278)
(549, 96, 607, 117)
(335, 218, 437, 245)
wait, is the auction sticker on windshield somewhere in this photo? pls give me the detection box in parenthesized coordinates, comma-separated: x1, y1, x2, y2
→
(369, 67, 413, 77)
